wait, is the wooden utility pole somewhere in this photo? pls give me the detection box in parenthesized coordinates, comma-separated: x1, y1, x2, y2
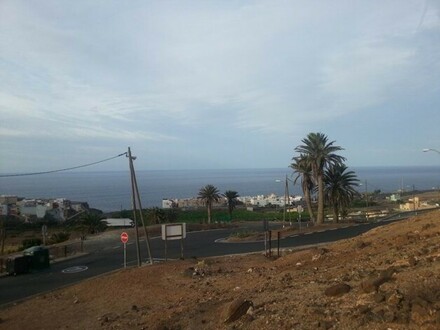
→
(130, 157, 153, 264)
(127, 147, 153, 266)
(128, 147, 141, 266)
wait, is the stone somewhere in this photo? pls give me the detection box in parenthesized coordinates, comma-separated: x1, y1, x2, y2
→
(224, 298, 254, 323)
(360, 268, 395, 293)
(324, 283, 351, 297)
(373, 293, 385, 303)
(386, 290, 403, 306)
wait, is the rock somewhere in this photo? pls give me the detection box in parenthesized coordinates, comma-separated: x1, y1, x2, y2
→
(373, 292, 385, 303)
(224, 298, 254, 323)
(411, 297, 432, 324)
(386, 290, 403, 306)
(360, 267, 395, 293)
(324, 283, 351, 297)
(355, 241, 370, 249)
(182, 267, 194, 277)
(383, 309, 395, 322)
(408, 256, 417, 266)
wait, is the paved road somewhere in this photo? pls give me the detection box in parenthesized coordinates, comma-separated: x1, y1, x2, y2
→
(0, 217, 409, 307)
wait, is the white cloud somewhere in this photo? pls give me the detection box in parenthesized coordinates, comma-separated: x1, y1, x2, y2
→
(0, 0, 439, 171)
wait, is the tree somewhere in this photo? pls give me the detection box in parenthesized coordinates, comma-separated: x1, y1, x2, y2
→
(324, 163, 359, 223)
(295, 132, 345, 224)
(224, 190, 240, 220)
(74, 213, 107, 235)
(198, 184, 221, 224)
(290, 154, 315, 223)
(147, 207, 166, 224)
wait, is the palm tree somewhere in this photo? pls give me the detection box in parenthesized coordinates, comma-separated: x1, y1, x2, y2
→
(224, 190, 239, 220)
(290, 154, 315, 223)
(77, 213, 107, 235)
(198, 184, 221, 224)
(295, 132, 345, 224)
(324, 163, 359, 222)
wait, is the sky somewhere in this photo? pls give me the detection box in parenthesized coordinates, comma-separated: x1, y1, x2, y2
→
(1, 0, 440, 173)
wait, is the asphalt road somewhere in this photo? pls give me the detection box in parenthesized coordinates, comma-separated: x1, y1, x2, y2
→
(0, 216, 409, 307)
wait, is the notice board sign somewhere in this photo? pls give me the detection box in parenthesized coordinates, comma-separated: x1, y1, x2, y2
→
(161, 223, 186, 260)
(161, 223, 186, 240)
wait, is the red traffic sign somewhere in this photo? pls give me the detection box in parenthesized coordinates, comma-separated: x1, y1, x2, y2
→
(121, 232, 129, 244)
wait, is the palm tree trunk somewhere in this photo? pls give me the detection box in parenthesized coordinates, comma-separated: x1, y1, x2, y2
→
(317, 175, 325, 224)
(333, 205, 339, 223)
(304, 188, 315, 224)
(207, 202, 211, 224)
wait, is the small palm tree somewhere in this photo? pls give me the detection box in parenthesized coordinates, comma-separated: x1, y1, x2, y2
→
(224, 190, 240, 220)
(198, 184, 220, 224)
(295, 132, 345, 224)
(324, 163, 359, 223)
(290, 154, 315, 223)
(78, 213, 107, 235)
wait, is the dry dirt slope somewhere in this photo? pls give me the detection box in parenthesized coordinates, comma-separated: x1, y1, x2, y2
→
(2, 211, 440, 330)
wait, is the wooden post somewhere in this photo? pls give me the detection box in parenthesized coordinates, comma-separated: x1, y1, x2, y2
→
(268, 230, 272, 257)
(131, 159, 153, 265)
(277, 231, 281, 257)
(128, 147, 141, 267)
(264, 231, 267, 257)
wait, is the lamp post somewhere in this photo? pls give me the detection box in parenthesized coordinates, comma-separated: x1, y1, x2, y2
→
(423, 148, 440, 155)
(278, 176, 295, 228)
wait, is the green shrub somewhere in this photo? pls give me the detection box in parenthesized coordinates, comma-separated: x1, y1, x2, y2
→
(21, 238, 42, 250)
(230, 230, 257, 238)
(50, 232, 70, 244)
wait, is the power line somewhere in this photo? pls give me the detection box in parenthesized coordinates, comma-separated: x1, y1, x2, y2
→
(0, 152, 127, 178)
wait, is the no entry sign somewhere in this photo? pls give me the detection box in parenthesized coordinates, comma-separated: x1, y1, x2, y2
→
(121, 232, 129, 244)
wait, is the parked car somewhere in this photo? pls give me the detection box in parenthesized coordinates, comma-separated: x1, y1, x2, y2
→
(23, 246, 47, 256)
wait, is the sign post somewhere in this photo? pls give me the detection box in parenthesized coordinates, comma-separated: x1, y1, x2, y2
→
(161, 223, 186, 261)
(121, 232, 129, 268)
(297, 205, 303, 231)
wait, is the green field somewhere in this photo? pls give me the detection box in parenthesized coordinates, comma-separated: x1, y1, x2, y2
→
(174, 208, 308, 223)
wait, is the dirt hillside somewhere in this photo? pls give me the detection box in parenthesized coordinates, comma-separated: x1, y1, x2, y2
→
(1, 210, 440, 329)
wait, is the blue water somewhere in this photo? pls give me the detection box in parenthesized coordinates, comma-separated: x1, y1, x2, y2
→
(1, 167, 439, 212)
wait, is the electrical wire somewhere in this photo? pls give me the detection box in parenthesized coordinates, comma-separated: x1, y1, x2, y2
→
(0, 152, 127, 178)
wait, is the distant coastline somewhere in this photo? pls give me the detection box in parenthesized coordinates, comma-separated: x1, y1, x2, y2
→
(1, 166, 439, 212)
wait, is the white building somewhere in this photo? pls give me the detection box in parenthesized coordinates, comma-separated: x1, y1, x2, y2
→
(18, 200, 48, 219)
(162, 199, 177, 209)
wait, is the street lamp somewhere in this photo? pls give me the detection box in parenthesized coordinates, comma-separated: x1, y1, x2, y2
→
(423, 148, 440, 155)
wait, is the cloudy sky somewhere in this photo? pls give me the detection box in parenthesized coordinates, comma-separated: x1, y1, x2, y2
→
(1, 0, 439, 173)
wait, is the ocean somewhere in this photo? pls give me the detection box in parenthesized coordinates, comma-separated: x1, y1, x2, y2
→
(1, 166, 440, 212)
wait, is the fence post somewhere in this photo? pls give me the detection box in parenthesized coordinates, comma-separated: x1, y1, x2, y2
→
(277, 231, 281, 257)
(268, 230, 272, 257)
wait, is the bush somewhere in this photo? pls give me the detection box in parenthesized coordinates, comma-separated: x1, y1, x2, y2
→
(50, 232, 70, 244)
(21, 238, 42, 250)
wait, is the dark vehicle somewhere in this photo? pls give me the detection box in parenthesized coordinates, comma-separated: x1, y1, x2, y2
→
(23, 246, 50, 270)
(23, 246, 47, 256)
(6, 256, 32, 276)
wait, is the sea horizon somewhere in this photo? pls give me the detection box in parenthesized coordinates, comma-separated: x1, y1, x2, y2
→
(1, 166, 440, 212)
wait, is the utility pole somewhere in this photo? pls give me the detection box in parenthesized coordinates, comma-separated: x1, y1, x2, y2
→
(127, 147, 141, 267)
(127, 147, 153, 265)
(131, 159, 153, 264)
